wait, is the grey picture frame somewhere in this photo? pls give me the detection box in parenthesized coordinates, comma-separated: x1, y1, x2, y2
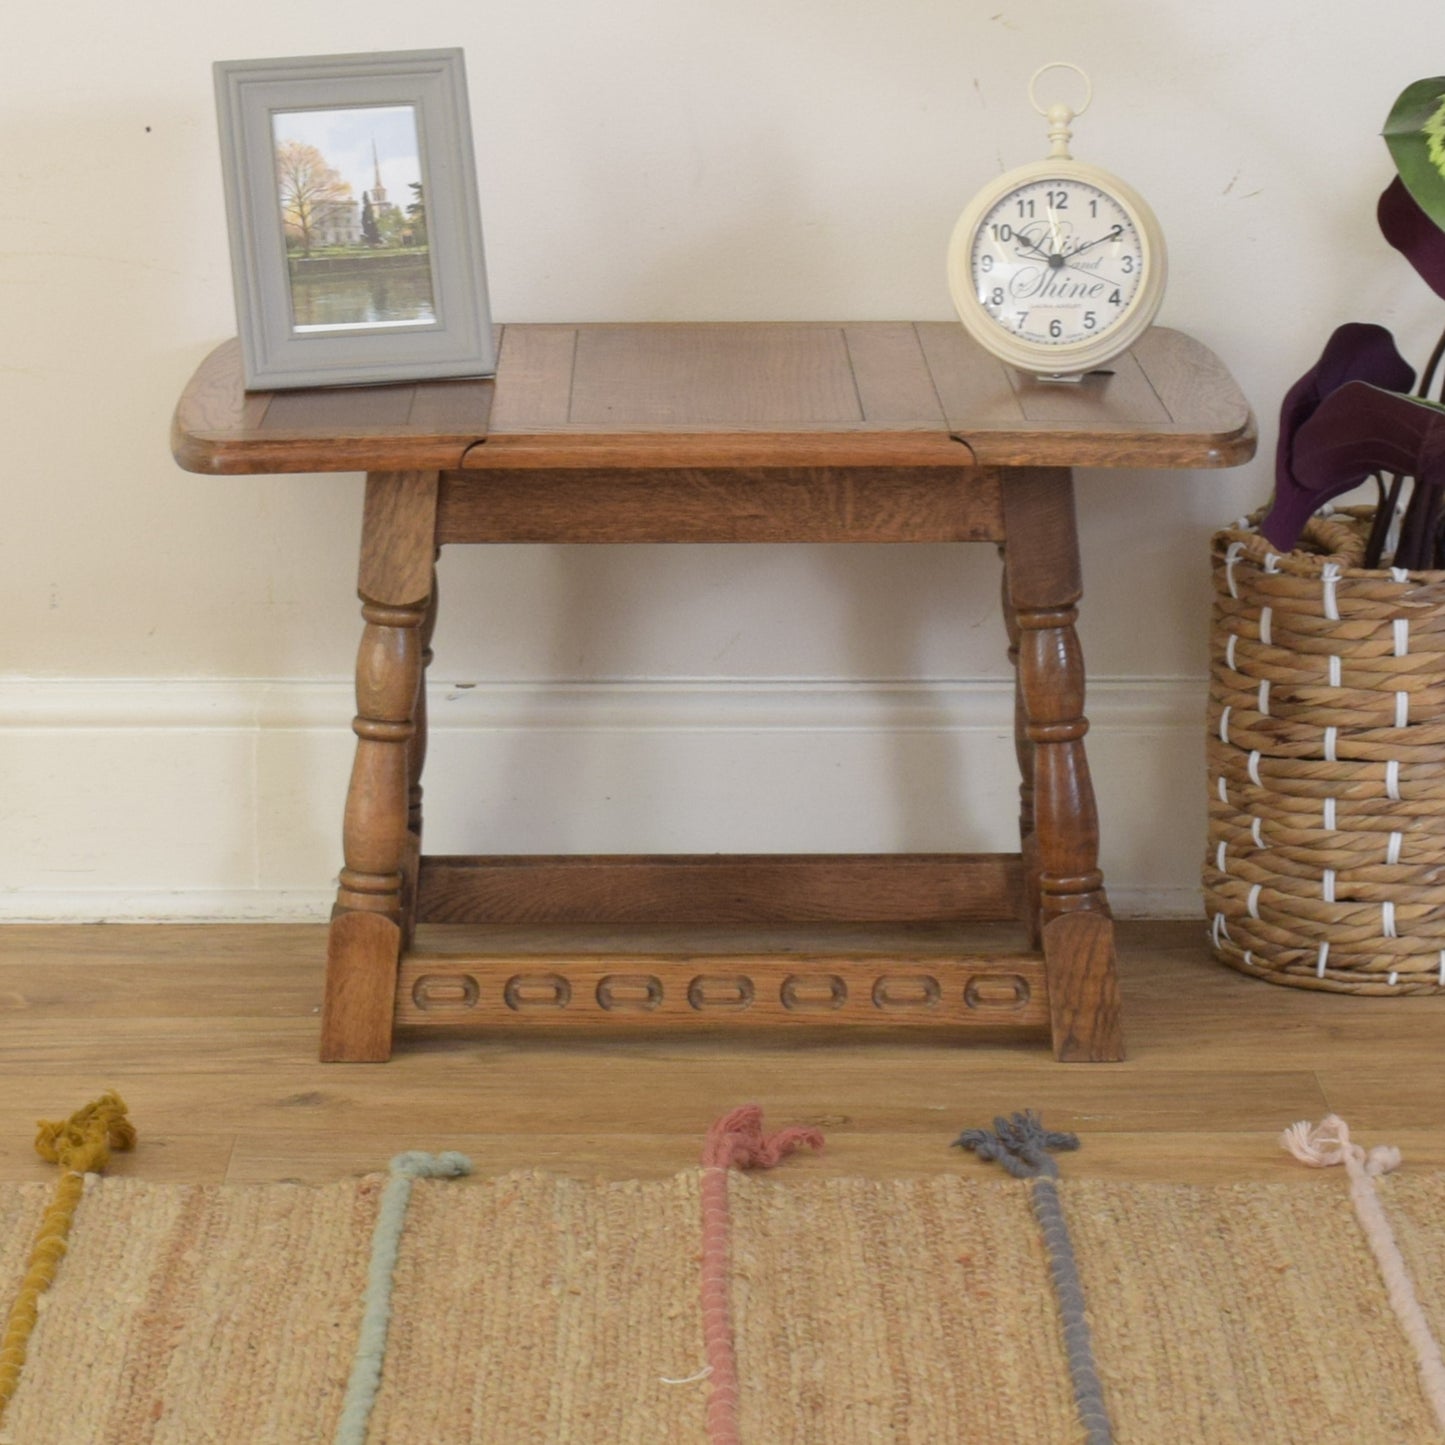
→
(214, 49, 495, 391)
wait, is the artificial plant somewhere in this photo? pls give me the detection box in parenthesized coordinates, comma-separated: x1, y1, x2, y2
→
(1263, 78, 1445, 569)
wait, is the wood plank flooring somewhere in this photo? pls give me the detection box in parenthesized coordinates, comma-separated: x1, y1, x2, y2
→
(0, 921, 1439, 1187)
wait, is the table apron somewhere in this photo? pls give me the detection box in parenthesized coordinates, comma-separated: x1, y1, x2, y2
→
(433, 465, 1005, 544)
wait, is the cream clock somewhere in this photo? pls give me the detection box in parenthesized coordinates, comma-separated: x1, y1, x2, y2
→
(947, 64, 1167, 383)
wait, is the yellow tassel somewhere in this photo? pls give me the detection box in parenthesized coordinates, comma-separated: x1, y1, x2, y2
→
(0, 1091, 136, 1420)
(32, 1091, 136, 1174)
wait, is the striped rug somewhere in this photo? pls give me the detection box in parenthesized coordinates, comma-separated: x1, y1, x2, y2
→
(2, 1152, 1445, 1441)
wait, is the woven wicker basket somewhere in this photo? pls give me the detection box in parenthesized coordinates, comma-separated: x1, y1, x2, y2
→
(1205, 506, 1445, 993)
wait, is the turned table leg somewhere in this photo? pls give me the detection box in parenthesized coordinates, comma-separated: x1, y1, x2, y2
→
(401, 568, 439, 952)
(321, 471, 440, 1062)
(1002, 469, 1124, 1062)
(1000, 554, 1042, 950)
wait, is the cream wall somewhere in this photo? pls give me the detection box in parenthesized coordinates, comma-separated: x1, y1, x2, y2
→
(1, 3, 1438, 918)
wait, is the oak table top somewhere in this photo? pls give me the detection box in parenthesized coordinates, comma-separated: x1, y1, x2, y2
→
(172, 321, 1256, 477)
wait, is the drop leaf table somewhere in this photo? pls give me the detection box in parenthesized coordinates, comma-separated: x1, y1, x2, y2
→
(173, 322, 1255, 1062)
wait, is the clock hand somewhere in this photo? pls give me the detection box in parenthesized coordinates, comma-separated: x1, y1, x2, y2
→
(1046, 207, 1065, 256)
(1012, 234, 1057, 263)
(1057, 257, 1130, 291)
(1016, 238, 1085, 279)
(1064, 227, 1125, 260)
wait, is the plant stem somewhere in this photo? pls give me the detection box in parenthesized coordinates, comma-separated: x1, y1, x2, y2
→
(1399, 479, 1443, 571)
(1364, 473, 1404, 568)
(1371, 323, 1445, 569)
(1421, 323, 1445, 402)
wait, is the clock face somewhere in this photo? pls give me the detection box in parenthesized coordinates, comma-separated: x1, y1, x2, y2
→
(969, 177, 1147, 348)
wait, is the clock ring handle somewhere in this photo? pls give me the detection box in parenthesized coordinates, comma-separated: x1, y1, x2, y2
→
(1028, 61, 1092, 119)
(1028, 62, 1091, 160)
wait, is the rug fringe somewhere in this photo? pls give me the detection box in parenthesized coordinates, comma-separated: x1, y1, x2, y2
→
(333, 1151, 472, 1445)
(0, 1090, 136, 1424)
(956, 1111, 1113, 1445)
(699, 1105, 823, 1445)
(1283, 1115, 1445, 1433)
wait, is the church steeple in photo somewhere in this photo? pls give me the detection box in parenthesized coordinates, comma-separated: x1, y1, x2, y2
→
(369, 139, 388, 208)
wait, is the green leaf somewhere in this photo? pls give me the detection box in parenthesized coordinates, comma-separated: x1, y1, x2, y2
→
(1383, 77, 1445, 233)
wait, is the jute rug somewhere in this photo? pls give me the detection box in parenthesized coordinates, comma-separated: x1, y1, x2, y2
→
(3, 1141, 1445, 1442)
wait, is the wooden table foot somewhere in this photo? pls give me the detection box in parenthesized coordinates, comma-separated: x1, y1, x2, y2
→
(320, 910, 403, 1061)
(1042, 911, 1124, 1061)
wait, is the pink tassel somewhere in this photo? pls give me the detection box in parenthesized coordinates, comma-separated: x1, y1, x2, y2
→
(699, 1106, 823, 1444)
(1283, 1116, 1445, 1431)
(702, 1104, 824, 1172)
(1281, 1114, 1401, 1177)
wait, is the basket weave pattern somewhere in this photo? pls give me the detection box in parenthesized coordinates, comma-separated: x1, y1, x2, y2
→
(1205, 508, 1445, 993)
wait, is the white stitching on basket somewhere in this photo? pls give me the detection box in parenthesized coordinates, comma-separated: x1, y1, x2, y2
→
(1388, 831, 1404, 866)
(1321, 562, 1341, 620)
(1395, 619, 1410, 657)
(1329, 655, 1342, 687)
(1220, 706, 1231, 744)
(1317, 942, 1329, 979)
(1217, 775, 1229, 804)
(1392, 565, 1410, 584)
(1247, 884, 1262, 918)
(1438, 951, 1444, 987)
(1389, 970, 1399, 986)
(1216, 841, 1227, 871)
(1324, 727, 1338, 762)
(1258, 680, 1271, 716)
(1225, 541, 1246, 598)
(1227, 634, 1238, 670)
(1323, 869, 1336, 903)
(1383, 901, 1398, 938)
(1248, 751, 1262, 786)
(1387, 760, 1402, 801)
(1396, 691, 1410, 728)
(1252, 817, 1264, 848)
(1212, 912, 1230, 946)
(1324, 797, 1337, 831)
(1259, 606, 1273, 645)
(1264, 552, 1281, 574)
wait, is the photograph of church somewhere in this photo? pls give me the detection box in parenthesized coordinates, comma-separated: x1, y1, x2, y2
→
(270, 103, 434, 330)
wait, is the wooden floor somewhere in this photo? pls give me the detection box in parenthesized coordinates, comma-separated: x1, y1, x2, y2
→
(0, 920, 1440, 1187)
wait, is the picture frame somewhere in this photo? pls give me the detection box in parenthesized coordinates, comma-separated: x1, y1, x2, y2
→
(213, 49, 495, 391)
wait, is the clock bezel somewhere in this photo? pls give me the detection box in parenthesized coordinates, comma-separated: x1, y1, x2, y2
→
(947, 157, 1167, 381)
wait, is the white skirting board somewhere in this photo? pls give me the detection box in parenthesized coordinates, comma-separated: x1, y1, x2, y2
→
(0, 677, 1209, 921)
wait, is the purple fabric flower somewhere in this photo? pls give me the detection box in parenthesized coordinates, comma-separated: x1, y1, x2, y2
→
(1378, 175, 1445, 301)
(1292, 380, 1445, 497)
(1260, 324, 1416, 548)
